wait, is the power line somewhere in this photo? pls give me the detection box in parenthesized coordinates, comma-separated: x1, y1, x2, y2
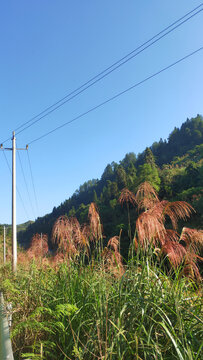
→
(26, 149, 39, 217)
(17, 149, 36, 220)
(2, 149, 30, 220)
(2, 149, 11, 173)
(14, 7, 203, 137)
(1, 3, 203, 143)
(28, 46, 203, 145)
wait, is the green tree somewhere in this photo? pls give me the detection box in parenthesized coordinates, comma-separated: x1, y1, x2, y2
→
(116, 165, 127, 189)
(93, 190, 98, 203)
(144, 147, 156, 167)
(120, 152, 136, 169)
(127, 162, 137, 191)
(138, 163, 161, 192)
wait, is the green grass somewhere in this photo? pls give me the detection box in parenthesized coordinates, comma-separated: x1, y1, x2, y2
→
(0, 253, 202, 360)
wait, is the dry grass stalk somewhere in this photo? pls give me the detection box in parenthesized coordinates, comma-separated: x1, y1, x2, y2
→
(180, 228, 203, 280)
(135, 181, 159, 211)
(18, 251, 30, 265)
(88, 203, 102, 242)
(52, 216, 71, 248)
(70, 217, 88, 250)
(135, 183, 195, 249)
(51, 252, 69, 269)
(161, 228, 202, 280)
(182, 260, 202, 282)
(163, 201, 195, 230)
(52, 215, 89, 261)
(134, 236, 138, 252)
(161, 240, 187, 267)
(180, 227, 203, 255)
(164, 229, 180, 243)
(136, 211, 166, 249)
(119, 188, 136, 206)
(27, 233, 49, 259)
(102, 236, 124, 277)
(107, 236, 119, 252)
(119, 188, 136, 244)
(81, 224, 91, 241)
(135, 182, 202, 280)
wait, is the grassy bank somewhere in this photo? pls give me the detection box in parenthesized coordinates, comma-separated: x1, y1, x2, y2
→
(1, 254, 202, 360)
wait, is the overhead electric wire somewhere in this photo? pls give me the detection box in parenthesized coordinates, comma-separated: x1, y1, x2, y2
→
(1, 3, 202, 143)
(14, 6, 203, 137)
(26, 149, 39, 217)
(17, 148, 36, 220)
(1, 149, 30, 220)
(27, 46, 203, 146)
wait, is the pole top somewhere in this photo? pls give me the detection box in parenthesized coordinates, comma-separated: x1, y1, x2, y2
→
(12, 131, 15, 137)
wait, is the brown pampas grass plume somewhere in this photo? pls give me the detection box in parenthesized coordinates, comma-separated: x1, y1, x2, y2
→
(102, 236, 124, 277)
(119, 188, 136, 244)
(161, 240, 187, 268)
(88, 203, 102, 242)
(182, 260, 202, 282)
(163, 201, 194, 230)
(135, 182, 195, 250)
(136, 210, 166, 249)
(52, 215, 89, 261)
(27, 233, 49, 260)
(50, 252, 69, 269)
(161, 228, 202, 281)
(135, 182, 201, 281)
(180, 227, 203, 255)
(119, 188, 136, 207)
(18, 251, 30, 266)
(135, 181, 159, 212)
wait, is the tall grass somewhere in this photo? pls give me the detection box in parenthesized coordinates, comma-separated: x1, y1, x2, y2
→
(1, 254, 202, 360)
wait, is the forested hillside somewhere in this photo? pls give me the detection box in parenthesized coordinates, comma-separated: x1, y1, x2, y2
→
(18, 115, 203, 251)
(0, 221, 34, 237)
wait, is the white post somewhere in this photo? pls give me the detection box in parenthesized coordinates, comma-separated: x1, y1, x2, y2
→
(3, 226, 6, 264)
(12, 131, 17, 272)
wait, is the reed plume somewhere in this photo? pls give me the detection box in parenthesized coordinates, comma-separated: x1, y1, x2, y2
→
(119, 188, 136, 246)
(135, 181, 159, 212)
(52, 215, 89, 261)
(88, 203, 102, 242)
(180, 227, 203, 255)
(161, 228, 202, 280)
(135, 183, 195, 249)
(161, 240, 187, 267)
(102, 236, 124, 276)
(162, 201, 194, 230)
(27, 233, 49, 259)
(135, 182, 202, 280)
(119, 188, 136, 206)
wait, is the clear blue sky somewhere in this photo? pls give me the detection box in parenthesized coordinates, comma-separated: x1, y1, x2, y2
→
(0, 0, 202, 225)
